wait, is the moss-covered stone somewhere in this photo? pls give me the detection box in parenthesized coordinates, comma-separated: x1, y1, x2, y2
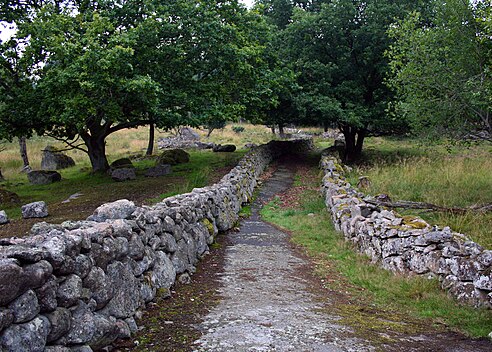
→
(157, 149, 190, 165)
(201, 218, 215, 236)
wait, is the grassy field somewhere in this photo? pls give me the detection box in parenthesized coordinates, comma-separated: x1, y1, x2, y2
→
(0, 123, 278, 237)
(261, 161, 492, 338)
(345, 137, 492, 249)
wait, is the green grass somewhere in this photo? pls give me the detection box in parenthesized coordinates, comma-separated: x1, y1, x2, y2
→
(1, 150, 245, 220)
(347, 137, 492, 249)
(261, 190, 492, 338)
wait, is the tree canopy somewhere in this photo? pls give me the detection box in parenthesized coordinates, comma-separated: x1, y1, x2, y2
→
(1, 0, 273, 171)
(387, 0, 492, 139)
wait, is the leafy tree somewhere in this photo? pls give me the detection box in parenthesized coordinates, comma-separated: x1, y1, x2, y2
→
(1, 0, 270, 172)
(279, 1, 425, 161)
(387, 0, 492, 139)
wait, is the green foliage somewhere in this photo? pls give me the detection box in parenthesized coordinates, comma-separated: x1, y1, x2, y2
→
(387, 0, 492, 138)
(1, 0, 274, 171)
(232, 126, 245, 133)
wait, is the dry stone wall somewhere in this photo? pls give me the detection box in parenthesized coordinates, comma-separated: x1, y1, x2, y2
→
(320, 150, 492, 308)
(0, 140, 311, 352)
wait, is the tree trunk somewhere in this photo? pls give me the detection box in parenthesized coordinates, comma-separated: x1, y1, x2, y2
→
(341, 125, 366, 163)
(324, 122, 329, 132)
(278, 123, 285, 138)
(18, 136, 30, 169)
(146, 123, 155, 156)
(81, 132, 110, 172)
(270, 125, 275, 134)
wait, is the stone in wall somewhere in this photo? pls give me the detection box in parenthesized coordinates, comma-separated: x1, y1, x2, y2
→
(319, 149, 492, 308)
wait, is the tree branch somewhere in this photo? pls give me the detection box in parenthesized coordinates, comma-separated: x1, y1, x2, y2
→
(44, 133, 88, 153)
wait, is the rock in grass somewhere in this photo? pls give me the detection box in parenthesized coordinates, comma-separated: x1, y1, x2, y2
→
(22, 201, 48, 219)
(156, 149, 190, 165)
(144, 164, 172, 177)
(41, 146, 75, 171)
(212, 144, 236, 152)
(0, 210, 8, 224)
(110, 158, 134, 169)
(110, 168, 136, 182)
(27, 170, 62, 185)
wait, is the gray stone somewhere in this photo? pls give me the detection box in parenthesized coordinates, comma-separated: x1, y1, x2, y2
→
(8, 289, 39, 323)
(88, 313, 119, 350)
(110, 158, 134, 169)
(474, 274, 492, 291)
(74, 255, 93, 279)
(110, 168, 136, 182)
(46, 307, 71, 342)
(83, 267, 114, 310)
(145, 164, 172, 177)
(35, 279, 58, 313)
(0, 315, 50, 352)
(100, 261, 143, 319)
(22, 201, 49, 218)
(160, 232, 178, 253)
(61, 301, 95, 344)
(44, 347, 71, 352)
(124, 317, 138, 333)
(151, 251, 176, 289)
(213, 144, 236, 152)
(23, 260, 53, 289)
(179, 127, 200, 140)
(0, 210, 9, 224)
(477, 250, 492, 267)
(57, 274, 83, 307)
(27, 170, 62, 185)
(140, 280, 156, 303)
(0, 259, 25, 305)
(0, 308, 14, 332)
(128, 234, 145, 261)
(41, 147, 75, 171)
(115, 319, 131, 339)
(88, 199, 136, 222)
(70, 346, 93, 352)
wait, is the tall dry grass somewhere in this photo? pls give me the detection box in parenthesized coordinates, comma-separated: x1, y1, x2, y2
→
(350, 138, 492, 248)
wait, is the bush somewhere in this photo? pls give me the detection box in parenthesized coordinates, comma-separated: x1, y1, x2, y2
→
(232, 126, 245, 133)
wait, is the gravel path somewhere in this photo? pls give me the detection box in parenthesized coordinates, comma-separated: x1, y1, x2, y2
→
(192, 164, 491, 352)
(193, 166, 372, 351)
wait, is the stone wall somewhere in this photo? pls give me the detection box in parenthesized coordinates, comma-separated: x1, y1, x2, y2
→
(0, 140, 311, 352)
(320, 150, 492, 308)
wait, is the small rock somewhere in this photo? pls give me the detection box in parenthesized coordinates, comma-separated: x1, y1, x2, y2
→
(45, 307, 71, 342)
(0, 210, 9, 224)
(145, 164, 172, 177)
(0, 259, 25, 306)
(57, 274, 82, 307)
(27, 170, 62, 185)
(212, 144, 236, 153)
(110, 168, 136, 182)
(8, 289, 39, 323)
(21, 201, 49, 218)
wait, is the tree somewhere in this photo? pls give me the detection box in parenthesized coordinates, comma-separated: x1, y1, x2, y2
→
(387, 0, 492, 139)
(1, 0, 271, 172)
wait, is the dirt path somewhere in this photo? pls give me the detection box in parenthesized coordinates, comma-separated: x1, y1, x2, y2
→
(125, 158, 491, 352)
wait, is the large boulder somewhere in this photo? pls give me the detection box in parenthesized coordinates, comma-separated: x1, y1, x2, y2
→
(41, 146, 75, 171)
(145, 164, 172, 177)
(22, 201, 49, 219)
(110, 158, 134, 169)
(156, 149, 190, 166)
(28, 171, 62, 185)
(110, 168, 136, 182)
(179, 127, 200, 140)
(88, 199, 136, 222)
(212, 144, 236, 153)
